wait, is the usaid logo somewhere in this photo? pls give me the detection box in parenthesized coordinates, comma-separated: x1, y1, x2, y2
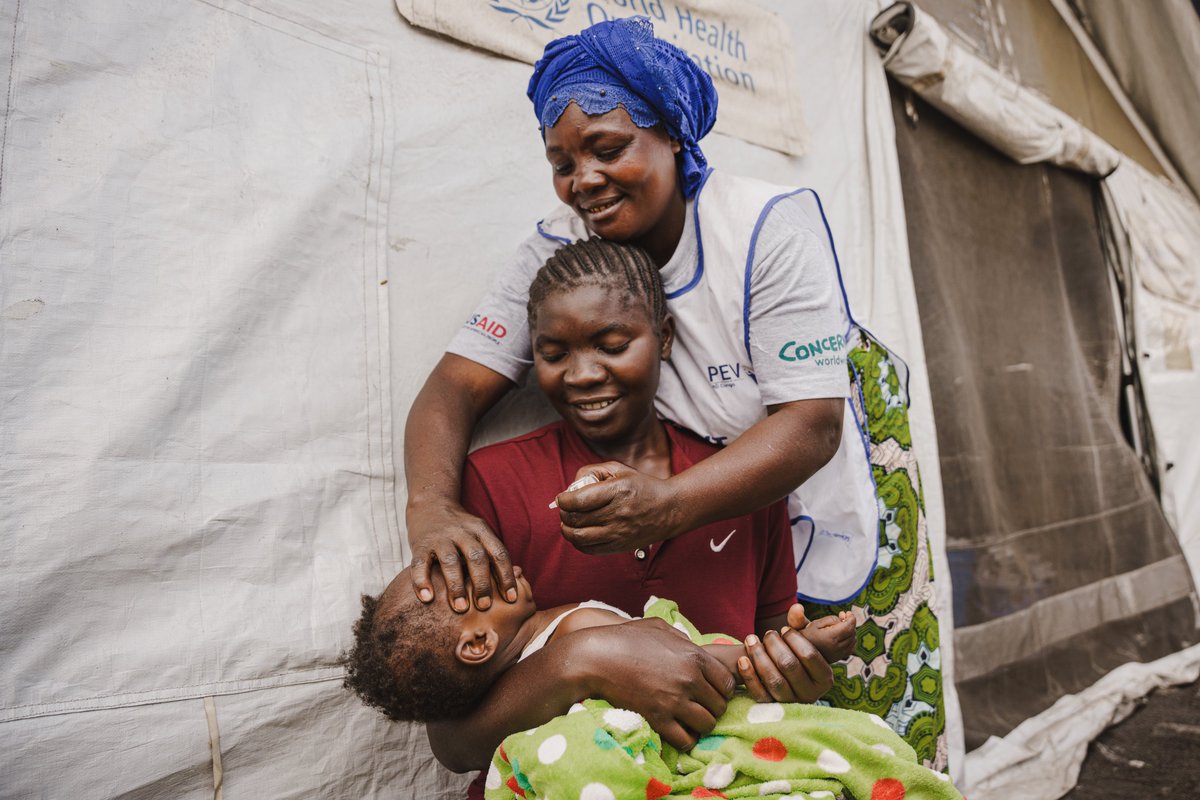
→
(465, 314, 508, 344)
(777, 333, 846, 367)
(488, 0, 571, 30)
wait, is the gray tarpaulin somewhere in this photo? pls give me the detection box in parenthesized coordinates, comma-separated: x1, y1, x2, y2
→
(871, 5, 1200, 796)
(889, 84, 1199, 789)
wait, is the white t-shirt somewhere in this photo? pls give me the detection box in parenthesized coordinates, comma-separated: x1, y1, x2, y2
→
(447, 177, 850, 448)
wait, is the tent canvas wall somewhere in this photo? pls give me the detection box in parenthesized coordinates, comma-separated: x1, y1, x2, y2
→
(2, 0, 1197, 798)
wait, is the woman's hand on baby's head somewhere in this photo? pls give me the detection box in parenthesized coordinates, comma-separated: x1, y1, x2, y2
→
(406, 500, 518, 613)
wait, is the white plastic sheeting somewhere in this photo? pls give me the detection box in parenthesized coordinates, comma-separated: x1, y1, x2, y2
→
(0, 0, 960, 796)
(871, 2, 1122, 176)
(962, 643, 1200, 800)
(1104, 163, 1200, 590)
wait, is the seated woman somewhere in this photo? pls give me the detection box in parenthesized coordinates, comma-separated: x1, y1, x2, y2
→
(462, 237, 807, 641)
(426, 238, 845, 797)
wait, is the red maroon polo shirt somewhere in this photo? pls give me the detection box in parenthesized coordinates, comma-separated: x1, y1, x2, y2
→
(461, 419, 796, 640)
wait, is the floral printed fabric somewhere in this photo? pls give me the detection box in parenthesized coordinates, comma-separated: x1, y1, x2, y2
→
(805, 334, 948, 772)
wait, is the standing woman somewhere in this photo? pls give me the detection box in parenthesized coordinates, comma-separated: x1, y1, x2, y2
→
(405, 16, 947, 771)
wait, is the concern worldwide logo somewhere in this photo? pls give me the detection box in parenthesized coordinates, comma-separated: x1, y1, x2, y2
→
(777, 333, 846, 367)
(488, 0, 572, 30)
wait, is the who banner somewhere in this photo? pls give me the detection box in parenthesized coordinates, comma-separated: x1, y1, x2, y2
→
(394, 0, 808, 156)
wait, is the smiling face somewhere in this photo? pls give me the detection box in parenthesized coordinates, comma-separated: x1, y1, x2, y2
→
(532, 283, 673, 446)
(544, 103, 686, 265)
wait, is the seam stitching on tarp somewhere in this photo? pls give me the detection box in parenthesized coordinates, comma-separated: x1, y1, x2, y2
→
(953, 554, 1195, 683)
(0, 667, 346, 722)
(191, 0, 370, 61)
(946, 495, 1155, 550)
(360, 37, 383, 579)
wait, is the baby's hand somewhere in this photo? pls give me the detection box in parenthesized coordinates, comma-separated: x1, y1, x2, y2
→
(799, 611, 857, 663)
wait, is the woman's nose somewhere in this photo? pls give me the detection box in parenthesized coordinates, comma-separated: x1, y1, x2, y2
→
(574, 159, 606, 193)
(564, 354, 605, 386)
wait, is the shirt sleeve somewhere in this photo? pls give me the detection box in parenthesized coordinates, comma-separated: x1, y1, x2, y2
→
(445, 231, 564, 383)
(745, 194, 851, 406)
(460, 457, 503, 539)
(756, 498, 798, 621)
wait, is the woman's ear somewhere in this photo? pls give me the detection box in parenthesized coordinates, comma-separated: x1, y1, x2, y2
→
(455, 626, 500, 666)
(670, 138, 682, 155)
(659, 313, 676, 360)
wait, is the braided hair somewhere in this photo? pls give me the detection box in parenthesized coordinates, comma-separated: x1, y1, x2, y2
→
(527, 238, 666, 328)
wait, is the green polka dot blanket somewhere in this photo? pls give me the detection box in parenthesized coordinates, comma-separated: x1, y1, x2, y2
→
(485, 600, 962, 800)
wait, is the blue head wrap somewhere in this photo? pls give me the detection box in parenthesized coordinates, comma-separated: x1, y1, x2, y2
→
(527, 16, 718, 200)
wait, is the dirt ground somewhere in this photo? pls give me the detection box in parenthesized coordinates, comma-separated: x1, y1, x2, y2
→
(1063, 680, 1200, 797)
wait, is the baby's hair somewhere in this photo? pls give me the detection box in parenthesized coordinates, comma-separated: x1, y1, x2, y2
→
(343, 593, 491, 722)
(528, 238, 666, 326)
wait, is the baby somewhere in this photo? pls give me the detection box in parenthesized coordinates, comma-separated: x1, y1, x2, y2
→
(344, 562, 855, 724)
(344, 567, 962, 800)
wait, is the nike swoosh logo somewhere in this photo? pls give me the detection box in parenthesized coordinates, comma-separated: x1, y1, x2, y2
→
(710, 530, 736, 552)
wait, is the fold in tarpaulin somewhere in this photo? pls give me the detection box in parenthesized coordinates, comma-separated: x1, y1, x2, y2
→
(1105, 164, 1200, 311)
(962, 643, 1200, 798)
(870, 1, 1121, 176)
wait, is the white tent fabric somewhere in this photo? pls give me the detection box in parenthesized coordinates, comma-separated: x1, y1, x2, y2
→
(1104, 163, 1200, 589)
(1, 0, 432, 797)
(1, 0, 961, 796)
